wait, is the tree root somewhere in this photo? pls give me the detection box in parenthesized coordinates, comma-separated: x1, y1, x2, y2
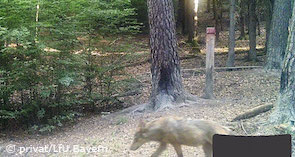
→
(127, 91, 224, 114)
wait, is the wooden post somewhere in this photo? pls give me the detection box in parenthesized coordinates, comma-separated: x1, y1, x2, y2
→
(203, 27, 215, 99)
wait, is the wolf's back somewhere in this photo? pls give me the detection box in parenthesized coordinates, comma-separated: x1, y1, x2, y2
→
(191, 120, 232, 142)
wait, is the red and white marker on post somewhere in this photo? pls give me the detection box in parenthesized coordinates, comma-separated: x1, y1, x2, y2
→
(203, 27, 215, 99)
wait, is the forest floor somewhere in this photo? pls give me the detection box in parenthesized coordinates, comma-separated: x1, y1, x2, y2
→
(0, 2, 286, 157)
(0, 65, 280, 157)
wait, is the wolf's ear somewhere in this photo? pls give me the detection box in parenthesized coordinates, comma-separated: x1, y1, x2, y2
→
(138, 119, 146, 129)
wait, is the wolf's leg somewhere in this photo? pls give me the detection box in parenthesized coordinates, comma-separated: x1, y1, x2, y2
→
(151, 142, 167, 157)
(172, 143, 183, 157)
(203, 142, 212, 157)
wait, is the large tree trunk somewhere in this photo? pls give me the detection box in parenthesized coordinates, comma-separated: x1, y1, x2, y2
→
(265, 0, 292, 70)
(227, 0, 236, 67)
(269, 2, 295, 123)
(187, 0, 195, 43)
(248, 0, 257, 61)
(147, 0, 185, 110)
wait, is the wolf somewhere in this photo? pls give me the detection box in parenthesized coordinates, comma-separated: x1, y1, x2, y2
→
(130, 117, 232, 157)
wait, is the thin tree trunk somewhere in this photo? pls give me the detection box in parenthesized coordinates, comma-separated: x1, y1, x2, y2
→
(265, 0, 274, 53)
(245, 1, 250, 34)
(256, 14, 261, 36)
(187, 0, 195, 43)
(239, 16, 245, 39)
(35, 0, 40, 41)
(218, 0, 223, 31)
(147, 0, 185, 110)
(239, 0, 246, 39)
(207, 0, 211, 13)
(178, 0, 186, 34)
(227, 0, 236, 67)
(213, 0, 220, 41)
(184, 0, 189, 34)
(248, 0, 256, 61)
(265, 0, 292, 70)
(213, 0, 217, 20)
(269, 1, 295, 123)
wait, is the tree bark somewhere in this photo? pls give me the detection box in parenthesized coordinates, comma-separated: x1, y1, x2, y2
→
(265, 0, 292, 70)
(245, 1, 250, 34)
(265, 0, 274, 53)
(256, 14, 261, 36)
(147, 0, 185, 110)
(232, 104, 274, 122)
(187, 0, 195, 43)
(248, 0, 256, 61)
(213, 0, 223, 41)
(227, 0, 236, 67)
(213, 0, 217, 20)
(207, 0, 211, 13)
(238, 0, 246, 39)
(184, 0, 189, 34)
(213, 0, 220, 41)
(178, 0, 186, 34)
(35, 0, 40, 41)
(218, 0, 223, 31)
(269, 2, 295, 123)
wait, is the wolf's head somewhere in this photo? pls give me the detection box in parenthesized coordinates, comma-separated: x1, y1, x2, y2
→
(130, 120, 149, 150)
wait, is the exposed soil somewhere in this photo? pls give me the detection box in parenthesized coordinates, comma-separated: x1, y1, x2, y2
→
(0, 1, 285, 157)
(0, 66, 280, 157)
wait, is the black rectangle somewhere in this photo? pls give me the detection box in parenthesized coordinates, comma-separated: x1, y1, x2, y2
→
(213, 134, 291, 157)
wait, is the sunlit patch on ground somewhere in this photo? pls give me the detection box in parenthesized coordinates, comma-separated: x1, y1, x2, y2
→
(200, 45, 265, 54)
